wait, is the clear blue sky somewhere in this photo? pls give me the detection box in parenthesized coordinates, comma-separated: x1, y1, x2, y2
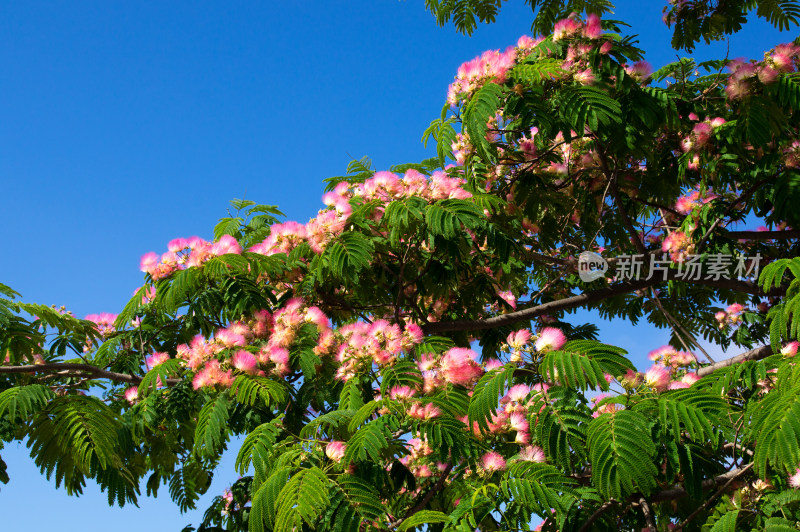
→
(0, 1, 791, 530)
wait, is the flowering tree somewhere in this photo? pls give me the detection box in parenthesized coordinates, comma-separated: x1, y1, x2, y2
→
(3, 2, 800, 531)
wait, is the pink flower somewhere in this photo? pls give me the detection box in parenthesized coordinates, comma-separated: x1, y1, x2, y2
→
(509, 412, 529, 432)
(440, 348, 484, 387)
(124, 386, 139, 404)
(583, 13, 602, 39)
(232, 350, 258, 375)
(480, 451, 507, 473)
(498, 290, 517, 309)
(211, 234, 242, 256)
(507, 329, 531, 349)
(139, 252, 159, 273)
(304, 306, 330, 330)
(782, 341, 799, 357)
(535, 327, 567, 352)
(146, 351, 170, 369)
(389, 385, 416, 400)
(505, 384, 531, 403)
(644, 365, 671, 392)
(518, 445, 546, 463)
(325, 441, 346, 462)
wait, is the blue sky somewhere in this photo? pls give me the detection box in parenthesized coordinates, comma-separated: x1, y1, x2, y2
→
(0, 1, 792, 530)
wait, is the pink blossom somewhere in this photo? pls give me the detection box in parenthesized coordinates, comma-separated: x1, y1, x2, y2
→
(509, 412, 529, 432)
(124, 386, 139, 404)
(480, 451, 507, 473)
(304, 306, 330, 330)
(440, 347, 484, 387)
(782, 341, 799, 357)
(232, 350, 258, 374)
(146, 351, 170, 369)
(518, 445, 546, 463)
(644, 365, 671, 392)
(535, 327, 567, 352)
(389, 385, 416, 400)
(507, 329, 531, 349)
(326, 441, 346, 462)
(211, 235, 242, 255)
(583, 13, 602, 39)
(506, 384, 531, 403)
(139, 252, 159, 274)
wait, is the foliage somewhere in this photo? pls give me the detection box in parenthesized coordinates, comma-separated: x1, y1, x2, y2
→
(4, 1, 800, 531)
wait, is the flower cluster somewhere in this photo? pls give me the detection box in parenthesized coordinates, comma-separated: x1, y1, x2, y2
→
(674, 188, 718, 215)
(84, 312, 119, 337)
(399, 437, 449, 480)
(714, 303, 745, 329)
(418, 347, 484, 391)
(661, 230, 694, 262)
(330, 320, 423, 381)
(726, 43, 800, 99)
(140, 235, 242, 280)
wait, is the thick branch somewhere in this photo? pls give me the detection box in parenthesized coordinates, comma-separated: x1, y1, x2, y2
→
(673, 464, 753, 531)
(390, 463, 454, 529)
(424, 274, 775, 335)
(638, 496, 657, 531)
(577, 500, 618, 532)
(650, 466, 751, 502)
(0, 363, 179, 385)
(696, 345, 774, 377)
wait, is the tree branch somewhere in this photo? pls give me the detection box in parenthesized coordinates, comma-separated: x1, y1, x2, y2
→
(390, 463, 454, 529)
(696, 344, 774, 377)
(423, 274, 776, 335)
(650, 465, 752, 502)
(638, 496, 657, 531)
(672, 464, 753, 531)
(577, 500, 618, 532)
(0, 363, 179, 385)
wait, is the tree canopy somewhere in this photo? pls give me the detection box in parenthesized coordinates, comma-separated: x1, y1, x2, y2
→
(3, 1, 800, 530)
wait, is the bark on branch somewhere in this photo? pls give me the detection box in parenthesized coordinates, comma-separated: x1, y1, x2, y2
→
(0, 363, 179, 385)
(423, 273, 775, 335)
(696, 345, 774, 377)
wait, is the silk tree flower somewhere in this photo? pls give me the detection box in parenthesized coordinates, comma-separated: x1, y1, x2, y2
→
(389, 385, 416, 401)
(782, 341, 799, 357)
(145, 351, 170, 369)
(644, 365, 672, 392)
(440, 347, 484, 387)
(509, 412, 529, 432)
(507, 329, 531, 350)
(480, 451, 507, 473)
(124, 386, 139, 404)
(789, 467, 800, 488)
(325, 441, 346, 462)
(231, 350, 258, 375)
(534, 327, 567, 352)
(518, 446, 546, 463)
(504, 384, 531, 404)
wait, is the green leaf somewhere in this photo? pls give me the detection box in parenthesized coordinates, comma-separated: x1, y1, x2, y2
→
(235, 418, 283, 475)
(231, 374, 288, 409)
(462, 82, 503, 161)
(343, 418, 392, 464)
(468, 366, 515, 432)
(0, 384, 55, 421)
(193, 394, 230, 459)
(325, 231, 374, 281)
(398, 510, 450, 530)
(425, 198, 485, 238)
(709, 509, 738, 532)
(587, 410, 658, 499)
(274, 467, 330, 532)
